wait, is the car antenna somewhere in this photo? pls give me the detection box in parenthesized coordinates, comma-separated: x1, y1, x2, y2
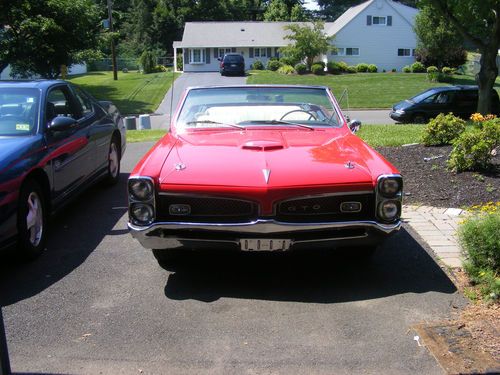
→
(337, 88, 351, 122)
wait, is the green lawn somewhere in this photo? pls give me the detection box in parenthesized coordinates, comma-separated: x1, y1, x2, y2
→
(68, 71, 178, 115)
(126, 125, 425, 146)
(247, 71, 500, 109)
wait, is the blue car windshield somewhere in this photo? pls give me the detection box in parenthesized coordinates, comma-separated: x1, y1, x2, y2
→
(0, 88, 40, 136)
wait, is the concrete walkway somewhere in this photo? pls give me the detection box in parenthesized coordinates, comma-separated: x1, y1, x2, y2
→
(403, 205, 466, 269)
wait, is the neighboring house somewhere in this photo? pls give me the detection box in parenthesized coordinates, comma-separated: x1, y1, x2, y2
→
(173, 0, 419, 73)
(0, 64, 87, 80)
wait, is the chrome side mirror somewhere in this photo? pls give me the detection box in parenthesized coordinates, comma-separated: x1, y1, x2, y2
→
(348, 119, 361, 133)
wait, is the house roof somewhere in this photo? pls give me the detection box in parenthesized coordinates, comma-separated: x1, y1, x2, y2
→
(175, 0, 418, 48)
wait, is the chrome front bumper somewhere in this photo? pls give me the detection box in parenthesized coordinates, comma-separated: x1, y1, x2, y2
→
(129, 219, 401, 250)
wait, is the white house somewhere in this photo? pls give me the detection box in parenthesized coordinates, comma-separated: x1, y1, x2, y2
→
(173, 0, 419, 73)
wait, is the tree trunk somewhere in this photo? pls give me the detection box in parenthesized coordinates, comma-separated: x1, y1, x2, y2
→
(476, 44, 498, 115)
(0, 61, 7, 76)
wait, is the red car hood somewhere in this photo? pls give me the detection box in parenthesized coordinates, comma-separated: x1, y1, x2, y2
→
(159, 129, 376, 188)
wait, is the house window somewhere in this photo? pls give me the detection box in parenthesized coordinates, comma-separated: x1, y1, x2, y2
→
(332, 48, 344, 56)
(373, 16, 386, 25)
(218, 48, 232, 58)
(346, 48, 359, 56)
(398, 48, 411, 56)
(260, 48, 267, 57)
(254, 48, 260, 57)
(190, 48, 205, 64)
(254, 48, 267, 58)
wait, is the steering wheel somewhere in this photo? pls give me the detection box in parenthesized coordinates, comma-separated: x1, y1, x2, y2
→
(280, 109, 317, 121)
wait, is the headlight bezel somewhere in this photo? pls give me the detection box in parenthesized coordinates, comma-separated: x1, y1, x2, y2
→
(130, 203, 155, 225)
(128, 176, 156, 226)
(376, 174, 403, 223)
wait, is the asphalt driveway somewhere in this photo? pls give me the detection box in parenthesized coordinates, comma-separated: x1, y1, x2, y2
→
(0, 142, 465, 374)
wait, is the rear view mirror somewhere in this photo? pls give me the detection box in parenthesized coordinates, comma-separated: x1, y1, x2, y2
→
(348, 119, 361, 133)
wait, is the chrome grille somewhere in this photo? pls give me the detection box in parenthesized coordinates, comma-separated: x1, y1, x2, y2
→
(157, 195, 258, 223)
(276, 193, 375, 223)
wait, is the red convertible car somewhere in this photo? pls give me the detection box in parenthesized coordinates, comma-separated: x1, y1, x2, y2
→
(128, 85, 402, 267)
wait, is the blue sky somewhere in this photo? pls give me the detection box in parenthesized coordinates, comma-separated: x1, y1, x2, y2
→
(303, 0, 320, 11)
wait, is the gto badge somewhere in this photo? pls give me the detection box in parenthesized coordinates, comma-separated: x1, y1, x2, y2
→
(262, 169, 271, 184)
(344, 161, 355, 169)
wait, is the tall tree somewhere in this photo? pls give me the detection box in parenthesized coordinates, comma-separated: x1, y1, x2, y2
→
(0, 0, 101, 78)
(420, 0, 500, 114)
(414, 5, 466, 68)
(264, 0, 290, 21)
(280, 21, 333, 69)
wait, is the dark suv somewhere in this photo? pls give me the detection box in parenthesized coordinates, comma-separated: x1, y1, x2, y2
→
(219, 53, 245, 76)
(390, 85, 500, 123)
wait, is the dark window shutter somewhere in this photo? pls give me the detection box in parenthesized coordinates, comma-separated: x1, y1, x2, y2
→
(214, 48, 218, 58)
(205, 48, 210, 63)
(274, 47, 279, 57)
(249, 48, 254, 58)
(387, 16, 392, 26)
(367, 15, 372, 25)
(231, 47, 236, 52)
(267, 47, 272, 58)
(184, 49, 189, 64)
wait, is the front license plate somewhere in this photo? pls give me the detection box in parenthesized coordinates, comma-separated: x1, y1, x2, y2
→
(240, 239, 292, 251)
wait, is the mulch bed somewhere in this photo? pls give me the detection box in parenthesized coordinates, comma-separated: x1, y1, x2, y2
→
(376, 144, 500, 208)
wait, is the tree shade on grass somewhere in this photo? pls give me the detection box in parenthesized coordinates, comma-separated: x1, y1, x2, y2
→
(68, 71, 178, 115)
(247, 71, 500, 109)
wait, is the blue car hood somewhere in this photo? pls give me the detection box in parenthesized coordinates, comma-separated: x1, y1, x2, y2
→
(0, 135, 44, 173)
(393, 100, 413, 111)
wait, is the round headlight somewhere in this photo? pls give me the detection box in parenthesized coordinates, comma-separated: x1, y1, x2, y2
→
(130, 203, 154, 224)
(379, 178, 401, 196)
(378, 201, 400, 221)
(129, 179, 154, 200)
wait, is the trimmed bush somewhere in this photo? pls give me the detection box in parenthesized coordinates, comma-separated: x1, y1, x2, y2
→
(427, 65, 439, 82)
(277, 64, 295, 75)
(459, 211, 500, 300)
(139, 50, 156, 74)
(426, 66, 438, 73)
(442, 66, 454, 75)
(391, 68, 397, 73)
(346, 66, 357, 73)
(327, 61, 342, 74)
(356, 63, 369, 72)
(311, 63, 325, 75)
(251, 60, 264, 70)
(422, 113, 466, 146)
(448, 119, 500, 172)
(279, 56, 298, 66)
(367, 64, 378, 73)
(338, 61, 349, 72)
(402, 65, 411, 73)
(411, 61, 426, 73)
(313, 61, 326, 69)
(267, 59, 282, 71)
(294, 63, 307, 75)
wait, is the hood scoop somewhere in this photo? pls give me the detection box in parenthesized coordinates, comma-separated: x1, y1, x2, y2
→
(242, 140, 284, 151)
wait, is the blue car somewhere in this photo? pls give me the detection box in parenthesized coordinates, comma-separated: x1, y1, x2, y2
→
(0, 80, 126, 259)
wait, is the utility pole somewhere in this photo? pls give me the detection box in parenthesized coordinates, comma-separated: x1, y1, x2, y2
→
(107, 0, 118, 80)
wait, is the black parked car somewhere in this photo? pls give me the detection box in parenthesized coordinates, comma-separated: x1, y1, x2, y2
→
(0, 80, 126, 259)
(219, 53, 245, 76)
(390, 85, 500, 123)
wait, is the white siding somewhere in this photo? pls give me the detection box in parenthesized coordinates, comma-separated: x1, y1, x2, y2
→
(329, 0, 417, 71)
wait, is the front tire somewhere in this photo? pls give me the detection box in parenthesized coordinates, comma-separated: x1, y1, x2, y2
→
(17, 179, 47, 260)
(413, 114, 427, 124)
(104, 137, 120, 185)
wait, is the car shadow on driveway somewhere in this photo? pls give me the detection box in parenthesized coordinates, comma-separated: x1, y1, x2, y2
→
(163, 227, 457, 303)
(0, 173, 129, 307)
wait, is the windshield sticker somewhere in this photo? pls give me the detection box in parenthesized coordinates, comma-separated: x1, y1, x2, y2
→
(27, 97, 34, 103)
(16, 123, 30, 131)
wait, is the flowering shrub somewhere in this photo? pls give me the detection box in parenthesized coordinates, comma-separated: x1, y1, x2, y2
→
(422, 113, 466, 146)
(471, 113, 497, 122)
(277, 64, 295, 75)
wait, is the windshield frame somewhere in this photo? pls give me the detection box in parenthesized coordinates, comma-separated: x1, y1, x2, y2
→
(173, 85, 344, 133)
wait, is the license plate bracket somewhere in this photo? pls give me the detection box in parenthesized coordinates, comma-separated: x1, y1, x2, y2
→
(240, 239, 292, 251)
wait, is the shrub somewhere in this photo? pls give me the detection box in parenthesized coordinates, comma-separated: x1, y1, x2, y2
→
(411, 61, 426, 73)
(391, 68, 397, 73)
(356, 63, 369, 72)
(251, 60, 264, 70)
(311, 63, 325, 75)
(459, 210, 500, 300)
(346, 66, 357, 73)
(267, 59, 282, 71)
(367, 64, 378, 73)
(139, 50, 156, 74)
(326, 61, 340, 74)
(382, 69, 386, 73)
(338, 61, 349, 72)
(402, 65, 411, 73)
(426, 66, 439, 82)
(313, 61, 326, 69)
(448, 118, 500, 172)
(442, 66, 454, 75)
(176, 55, 183, 71)
(422, 113, 466, 146)
(426, 66, 438, 73)
(294, 63, 307, 75)
(277, 64, 295, 75)
(279, 56, 298, 66)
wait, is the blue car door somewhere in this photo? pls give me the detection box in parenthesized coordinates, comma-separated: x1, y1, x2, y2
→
(43, 84, 95, 204)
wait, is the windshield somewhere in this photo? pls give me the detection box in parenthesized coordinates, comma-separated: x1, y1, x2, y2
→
(0, 88, 40, 136)
(409, 89, 437, 103)
(176, 86, 342, 132)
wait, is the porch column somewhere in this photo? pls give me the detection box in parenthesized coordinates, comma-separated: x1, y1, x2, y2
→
(173, 48, 177, 72)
